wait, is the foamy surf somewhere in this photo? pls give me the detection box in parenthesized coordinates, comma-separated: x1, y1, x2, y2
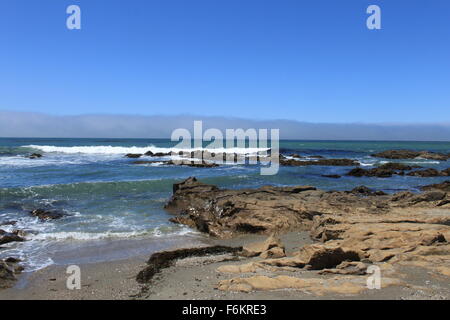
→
(23, 144, 270, 156)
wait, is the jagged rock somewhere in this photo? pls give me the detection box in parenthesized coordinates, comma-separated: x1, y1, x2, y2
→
(0, 229, 25, 245)
(165, 177, 450, 238)
(125, 153, 142, 158)
(30, 209, 65, 221)
(166, 177, 320, 238)
(407, 168, 443, 177)
(372, 150, 449, 161)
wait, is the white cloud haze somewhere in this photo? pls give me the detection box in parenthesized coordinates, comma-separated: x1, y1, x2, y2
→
(0, 111, 449, 141)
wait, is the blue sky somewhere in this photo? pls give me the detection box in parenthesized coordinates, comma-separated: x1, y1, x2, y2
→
(1, 0, 449, 123)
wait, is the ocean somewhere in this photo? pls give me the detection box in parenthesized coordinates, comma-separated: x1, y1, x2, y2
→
(0, 138, 449, 271)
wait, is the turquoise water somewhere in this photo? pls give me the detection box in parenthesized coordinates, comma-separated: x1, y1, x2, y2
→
(0, 138, 449, 270)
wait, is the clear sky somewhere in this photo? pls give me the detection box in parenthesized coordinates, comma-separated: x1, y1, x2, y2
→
(1, 0, 449, 123)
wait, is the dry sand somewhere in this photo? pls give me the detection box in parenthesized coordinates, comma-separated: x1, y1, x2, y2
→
(0, 231, 448, 300)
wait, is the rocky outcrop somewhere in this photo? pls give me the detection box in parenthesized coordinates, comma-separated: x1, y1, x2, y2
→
(166, 177, 321, 238)
(372, 150, 449, 161)
(138, 178, 450, 296)
(30, 209, 66, 221)
(347, 167, 396, 178)
(166, 177, 449, 238)
(136, 245, 242, 283)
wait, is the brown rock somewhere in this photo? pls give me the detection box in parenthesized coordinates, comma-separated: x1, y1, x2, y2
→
(241, 235, 285, 257)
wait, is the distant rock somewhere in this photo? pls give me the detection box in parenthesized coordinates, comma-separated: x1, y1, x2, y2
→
(145, 151, 172, 157)
(407, 168, 443, 177)
(132, 160, 219, 168)
(346, 167, 395, 178)
(378, 162, 420, 171)
(321, 174, 341, 179)
(125, 153, 142, 158)
(280, 158, 359, 167)
(372, 150, 449, 161)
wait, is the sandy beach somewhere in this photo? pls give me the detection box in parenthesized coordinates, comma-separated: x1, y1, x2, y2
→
(1, 230, 449, 300)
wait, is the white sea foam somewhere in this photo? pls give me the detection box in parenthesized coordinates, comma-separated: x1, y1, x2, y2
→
(23, 145, 270, 156)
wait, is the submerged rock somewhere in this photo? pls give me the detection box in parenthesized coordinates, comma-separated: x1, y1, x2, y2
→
(280, 158, 359, 167)
(30, 209, 66, 221)
(28, 153, 42, 159)
(0, 229, 25, 245)
(321, 174, 341, 179)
